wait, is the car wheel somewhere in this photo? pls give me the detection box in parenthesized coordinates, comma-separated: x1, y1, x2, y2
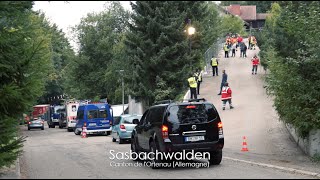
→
(28, 128, 30, 130)
(119, 138, 124, 144)
(149, 141, 162, 169)
(112, 137, 116, 142)
(74, 128, 81, 135)
(209, 149, 222, 165)
(67, 128, 73, 132)
(106, 131, 111, 136)
(59, 125, 63, 129)
(41, 127, 44, 130)
(131, 137, 141, 161)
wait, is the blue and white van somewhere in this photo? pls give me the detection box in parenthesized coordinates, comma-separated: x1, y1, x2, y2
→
(74, 103, 113, 135)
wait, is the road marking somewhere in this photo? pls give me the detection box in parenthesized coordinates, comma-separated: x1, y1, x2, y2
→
(223, 156, 320, 178)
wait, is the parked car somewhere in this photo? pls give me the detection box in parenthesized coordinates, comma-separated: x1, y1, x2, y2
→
(131, 98, 224, 168)
(28, 117, 44, 130)
(112, 114, 142, 144)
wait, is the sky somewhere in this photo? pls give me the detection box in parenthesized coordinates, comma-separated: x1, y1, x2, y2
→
(32, 1, 132, 51)
(32, 1, 220, 52)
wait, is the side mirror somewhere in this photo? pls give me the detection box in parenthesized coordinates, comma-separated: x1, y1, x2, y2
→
(133, 119, 139, 125)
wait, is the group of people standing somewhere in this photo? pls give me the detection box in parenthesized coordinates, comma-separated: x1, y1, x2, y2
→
(187, 33, 260, 110)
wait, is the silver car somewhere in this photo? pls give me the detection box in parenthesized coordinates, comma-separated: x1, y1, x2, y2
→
(28, 118, 44, 130)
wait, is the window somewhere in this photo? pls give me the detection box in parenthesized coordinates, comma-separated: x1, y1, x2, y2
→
(148, 107, 166, 124)
(122, 115, 142, 124)
(87, 109, 109, 119)
(167, 104, 217, 124)
(77, 110, 84, 120)
(98, 109, 108, 118)
(139, 110, 149, 125)
(113, 116, 121, 125)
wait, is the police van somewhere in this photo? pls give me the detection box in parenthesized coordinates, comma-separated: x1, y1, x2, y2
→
(74, 103, 113, 135)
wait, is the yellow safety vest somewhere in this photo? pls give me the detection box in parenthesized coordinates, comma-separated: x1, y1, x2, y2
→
(211, 58, 218, 66)
(223, 45, 229, 51)
(188, 77, 197, 88)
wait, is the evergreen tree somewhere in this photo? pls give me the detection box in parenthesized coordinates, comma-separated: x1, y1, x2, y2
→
(0, 1, 52, 167)
(125, 1, 209, 106)
(67, 1, 130, 103)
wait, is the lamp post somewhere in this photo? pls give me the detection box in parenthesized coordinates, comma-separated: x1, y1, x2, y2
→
(117, 70, 125, 115)
(187, 19, 195, 70)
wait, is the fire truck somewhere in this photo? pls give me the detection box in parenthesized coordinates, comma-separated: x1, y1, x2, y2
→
(32, 104, 51, 121)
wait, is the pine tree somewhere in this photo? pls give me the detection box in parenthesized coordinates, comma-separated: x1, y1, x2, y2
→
(125, 1, 209, 106)
(0, 1, 52, 167)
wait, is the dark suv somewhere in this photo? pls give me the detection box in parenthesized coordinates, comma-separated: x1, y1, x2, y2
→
(131, 98, 224, 168)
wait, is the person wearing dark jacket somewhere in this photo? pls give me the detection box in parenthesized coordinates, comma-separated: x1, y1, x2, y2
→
(218, 70, 228, 95)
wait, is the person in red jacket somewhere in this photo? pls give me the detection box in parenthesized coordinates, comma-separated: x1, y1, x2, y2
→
(221, 82, 234, 110)
(251, 54, 260, 75)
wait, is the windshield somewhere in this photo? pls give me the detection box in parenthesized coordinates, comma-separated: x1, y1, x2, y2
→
(54, 106, 65, 114)
(122, 115, 142, 124)
(167, 104, 217, 124)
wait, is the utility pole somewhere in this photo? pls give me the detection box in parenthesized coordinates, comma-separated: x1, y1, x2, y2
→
(117, 70, 125, 115)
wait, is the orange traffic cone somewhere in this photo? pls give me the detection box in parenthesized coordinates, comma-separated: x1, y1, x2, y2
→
(241, 136, 248, 151)
(81, 126, 87, 138)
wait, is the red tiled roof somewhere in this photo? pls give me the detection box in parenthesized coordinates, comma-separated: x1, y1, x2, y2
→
(223, 5, 257, 21)
(239, 6, 256, 21)
(226, 4, 241, 16)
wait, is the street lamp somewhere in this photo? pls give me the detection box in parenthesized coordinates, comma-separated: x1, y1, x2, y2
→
(186, 19, 195, 70)
(117, 70, 125, 115)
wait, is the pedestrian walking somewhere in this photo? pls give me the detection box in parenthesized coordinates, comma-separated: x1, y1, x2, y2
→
(187, 72, 198, 99)
(251, 54, 260, 74)
(221, 82, 234, 110)
(223, 43, 229, 58)
(211, 56, 219, 76)
(217, 69, 228, 95)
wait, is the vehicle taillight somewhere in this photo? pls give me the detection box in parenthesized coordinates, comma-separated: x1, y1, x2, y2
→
(162, 125, 169, 139)
(186, 105, 196, 109)
(110, 120, 112, 126)
(28, 122, 31, 124)
(218, 122, 223, 135)
(120, 124, 126, 131)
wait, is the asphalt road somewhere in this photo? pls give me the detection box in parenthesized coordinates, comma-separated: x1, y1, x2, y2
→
(19, 123, 317, 179)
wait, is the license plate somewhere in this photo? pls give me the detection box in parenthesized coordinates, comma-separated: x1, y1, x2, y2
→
(185, 136, 205, 142)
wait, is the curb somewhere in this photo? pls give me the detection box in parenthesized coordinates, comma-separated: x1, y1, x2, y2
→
(15, 157, 21, 179)
(223, 156, 320, 178)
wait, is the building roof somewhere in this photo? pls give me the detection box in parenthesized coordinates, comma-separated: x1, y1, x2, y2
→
(223, 5, 268, 21)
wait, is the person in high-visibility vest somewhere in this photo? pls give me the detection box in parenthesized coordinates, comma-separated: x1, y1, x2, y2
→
(223, 43, 229, 58)
(187, 73, 198, 99)
(221, 82, 234, 110)
(211, 57, 219, 76)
